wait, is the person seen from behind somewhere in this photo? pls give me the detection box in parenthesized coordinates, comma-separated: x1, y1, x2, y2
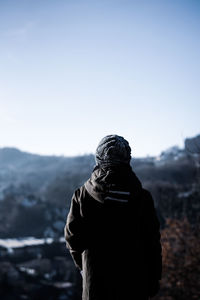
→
(64, 134, 162, 300)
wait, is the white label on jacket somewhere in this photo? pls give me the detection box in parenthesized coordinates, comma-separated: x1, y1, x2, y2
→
(109, 190, 130, 195)
(105, 196, 129, 203)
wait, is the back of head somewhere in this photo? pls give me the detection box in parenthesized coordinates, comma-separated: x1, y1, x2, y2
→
(95, 134, 131, 167)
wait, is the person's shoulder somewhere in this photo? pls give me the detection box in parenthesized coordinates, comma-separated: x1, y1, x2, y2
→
(141, 188, 152, 198)
(73, 185, 87, 203)
(140, 188, 154, 206)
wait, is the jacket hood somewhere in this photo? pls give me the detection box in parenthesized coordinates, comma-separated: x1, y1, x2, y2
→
(84, 164, 142, 203)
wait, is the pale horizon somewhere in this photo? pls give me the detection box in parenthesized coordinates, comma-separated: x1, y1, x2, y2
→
(0, 132, 193, 159)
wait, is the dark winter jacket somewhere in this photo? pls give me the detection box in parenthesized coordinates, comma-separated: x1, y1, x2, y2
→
(64, 164, 162, 300)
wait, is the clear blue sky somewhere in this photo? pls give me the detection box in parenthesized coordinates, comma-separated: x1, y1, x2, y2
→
(0, 0, 199, 157)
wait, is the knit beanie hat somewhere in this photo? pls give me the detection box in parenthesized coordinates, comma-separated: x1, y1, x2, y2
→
(95, 135, 131, 167)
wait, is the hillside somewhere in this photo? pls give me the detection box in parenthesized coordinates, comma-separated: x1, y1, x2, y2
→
(0, 134, 199, 238)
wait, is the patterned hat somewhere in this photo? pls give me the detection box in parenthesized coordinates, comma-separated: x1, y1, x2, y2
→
(95, 135, 131, 166)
